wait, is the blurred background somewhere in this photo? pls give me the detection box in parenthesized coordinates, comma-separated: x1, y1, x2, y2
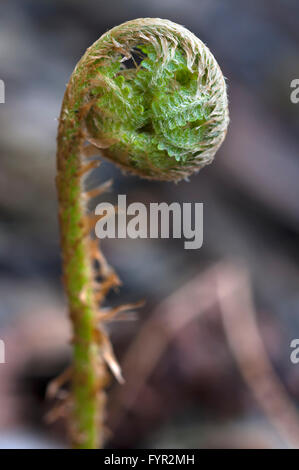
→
(1, 0, 299, 449)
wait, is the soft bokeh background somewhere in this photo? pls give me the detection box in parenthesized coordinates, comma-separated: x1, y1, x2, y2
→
(1, 0, 299, 449)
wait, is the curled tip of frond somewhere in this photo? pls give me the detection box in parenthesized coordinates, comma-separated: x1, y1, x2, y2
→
(62, 18, 229, 181)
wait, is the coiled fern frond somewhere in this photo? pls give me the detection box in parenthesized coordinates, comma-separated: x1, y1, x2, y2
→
(61, 18, 228, 181)
(55, 18, 229, 449)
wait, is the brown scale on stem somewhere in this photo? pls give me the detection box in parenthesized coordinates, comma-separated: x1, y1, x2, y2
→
(55, 136, 128, 446)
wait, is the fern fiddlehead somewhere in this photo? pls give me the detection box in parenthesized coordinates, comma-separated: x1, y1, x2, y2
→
(56, 18, 229, 449)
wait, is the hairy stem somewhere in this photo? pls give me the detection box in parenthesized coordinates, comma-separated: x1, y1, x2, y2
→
(57, 96, 106, 449)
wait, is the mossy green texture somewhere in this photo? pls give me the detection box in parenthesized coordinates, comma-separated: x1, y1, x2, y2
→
(87, 45, 212, 171)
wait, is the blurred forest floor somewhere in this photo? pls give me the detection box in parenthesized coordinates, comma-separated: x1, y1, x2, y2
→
(0, 0, 299, 448)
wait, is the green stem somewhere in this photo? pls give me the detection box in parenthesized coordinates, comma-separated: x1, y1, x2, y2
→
(56, 95, 106, 449)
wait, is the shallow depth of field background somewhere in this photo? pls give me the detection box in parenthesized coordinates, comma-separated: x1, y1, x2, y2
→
(1, 0, 299, 449)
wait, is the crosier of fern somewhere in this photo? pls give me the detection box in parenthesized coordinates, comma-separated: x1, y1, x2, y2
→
(56, 18, 229, 449)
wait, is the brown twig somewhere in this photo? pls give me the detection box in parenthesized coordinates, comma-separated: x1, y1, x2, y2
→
(216, 264, 299, 448)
